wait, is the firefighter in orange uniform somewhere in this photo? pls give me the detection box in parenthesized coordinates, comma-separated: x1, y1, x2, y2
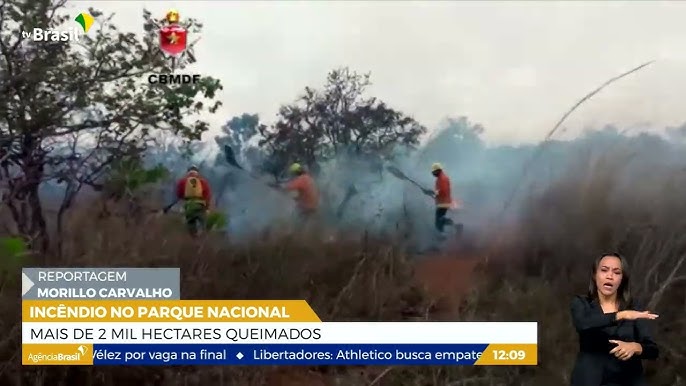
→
(428, 163, 462, 236)
(175, 165, 212, 236)
(283, 163, 319, 221)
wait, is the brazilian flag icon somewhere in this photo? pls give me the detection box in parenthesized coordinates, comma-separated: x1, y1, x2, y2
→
(74, 12, 94, 33)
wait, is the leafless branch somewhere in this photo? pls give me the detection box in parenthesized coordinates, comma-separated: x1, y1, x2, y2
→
(648, 254, 686, 310)
(501, 60, 656, 216)
(368, 367, 394, 386)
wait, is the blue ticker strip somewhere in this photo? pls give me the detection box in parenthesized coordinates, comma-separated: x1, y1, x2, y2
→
(92, 343, 489, 365)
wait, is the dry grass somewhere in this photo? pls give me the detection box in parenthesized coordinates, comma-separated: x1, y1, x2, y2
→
(1, 150, 686, 385)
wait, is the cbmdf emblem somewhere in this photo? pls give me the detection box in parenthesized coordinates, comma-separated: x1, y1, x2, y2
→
(159, 9, 187, 57)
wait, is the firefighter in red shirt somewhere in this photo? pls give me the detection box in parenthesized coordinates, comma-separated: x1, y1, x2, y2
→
(427, 163, 463, 236)
(175, 165, 212, 236)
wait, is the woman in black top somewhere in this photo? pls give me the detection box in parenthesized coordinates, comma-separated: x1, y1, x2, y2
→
(570, 253, 659, 386)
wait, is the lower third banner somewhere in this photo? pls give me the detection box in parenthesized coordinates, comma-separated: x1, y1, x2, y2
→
(23, 343, 537, 365)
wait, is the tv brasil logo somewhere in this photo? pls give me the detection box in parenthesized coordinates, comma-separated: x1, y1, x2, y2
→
(22, 12, 93, 42)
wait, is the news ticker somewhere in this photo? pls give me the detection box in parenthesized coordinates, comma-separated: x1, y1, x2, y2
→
(21, 268, 538, 366)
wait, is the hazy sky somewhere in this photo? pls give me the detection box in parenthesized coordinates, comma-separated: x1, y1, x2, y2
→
(69, 1, 685, 145)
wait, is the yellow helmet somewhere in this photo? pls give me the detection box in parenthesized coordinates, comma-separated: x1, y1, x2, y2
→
(289, 163, 302, 174)
(431, 162, 442, 172)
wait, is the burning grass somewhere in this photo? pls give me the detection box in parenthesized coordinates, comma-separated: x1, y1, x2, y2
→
(1, 151, 686, 385)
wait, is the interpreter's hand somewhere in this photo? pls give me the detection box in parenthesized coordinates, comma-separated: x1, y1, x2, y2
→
(422, 188, 435, 197)
(617, 310, 659, 320)
(609, 340, 642, 361)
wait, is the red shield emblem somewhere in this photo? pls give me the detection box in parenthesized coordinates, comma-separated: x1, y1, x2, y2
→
(159, 25, 187, 56)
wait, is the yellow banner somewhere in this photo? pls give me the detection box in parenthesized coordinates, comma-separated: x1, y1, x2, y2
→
(475, 344, 537, 365)
(23, 344, 93, 365)
(22, 300, 321, 322)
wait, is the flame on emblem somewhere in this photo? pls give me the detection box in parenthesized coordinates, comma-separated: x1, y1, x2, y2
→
(166, 9, 179, 24)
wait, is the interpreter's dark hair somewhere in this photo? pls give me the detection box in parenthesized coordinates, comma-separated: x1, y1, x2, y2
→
(587, 252, 632, 310)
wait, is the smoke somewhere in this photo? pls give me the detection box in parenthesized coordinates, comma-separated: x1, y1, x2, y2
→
(34, 114, 686, 254)
(210, 114, 686, 253)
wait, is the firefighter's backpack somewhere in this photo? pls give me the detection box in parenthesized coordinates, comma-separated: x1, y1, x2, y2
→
(183, 176, 204, 199)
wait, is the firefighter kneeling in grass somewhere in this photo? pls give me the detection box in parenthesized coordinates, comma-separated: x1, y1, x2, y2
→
(175, 165, 212, 236)
(426, 163, 463, 238)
